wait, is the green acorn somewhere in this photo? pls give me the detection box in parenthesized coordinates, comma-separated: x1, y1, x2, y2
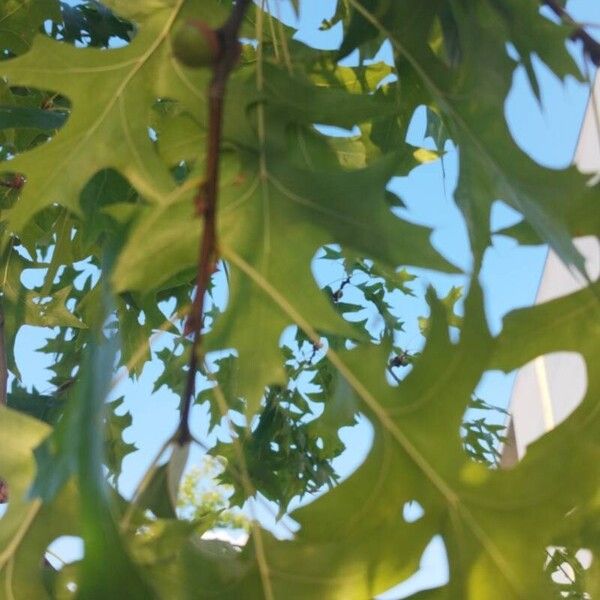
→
(171, 19, 220, 68)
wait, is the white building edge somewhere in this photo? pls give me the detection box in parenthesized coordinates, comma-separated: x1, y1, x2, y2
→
(502, 74, 600, 464)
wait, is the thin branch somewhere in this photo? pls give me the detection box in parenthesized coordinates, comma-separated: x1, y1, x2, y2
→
(177, 0, 253, 444)
(541, 0, 600, 66)
(386, 365, 402, 385)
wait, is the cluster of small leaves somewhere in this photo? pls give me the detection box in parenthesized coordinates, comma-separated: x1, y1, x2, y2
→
(154, 325, 351, 513)
(54, 1, 134, 48)
(322, 245, 415, 339)
(461, 396, 508, 467)
(104, 397, 137, 481)
(213, 382, 341, 512)
(178, 457, 250, 533)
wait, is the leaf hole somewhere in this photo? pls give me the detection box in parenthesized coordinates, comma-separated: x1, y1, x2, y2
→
(402, 500, 425, 523)
(461, 386, 509, 469)
(545, 546, 594, 591)
(44, 536, 82, 598)
(44, 3, 135, 49)
(45, 535, 84, 570)
(0, 87, 71, 158)
(313, 245, 420, 343)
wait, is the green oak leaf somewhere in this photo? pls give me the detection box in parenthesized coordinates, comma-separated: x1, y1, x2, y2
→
(0, 0, 229, 233)
(111, 59, 456, 409)
(198, 354, 244, 431)
(418, 285, 463, 333)
(0, 3, 598, 598)
(6, 381, 65, 424)
(31, 333, 154, 598)
(0, 0, 60, 55)
(105, 397, 137, 481)
(490, 0, 581, 101)
(1, 248, 87, 373)
(340, 0, 596, 272)
(141, 280, 599, 599)
(0, 104, 67, 131)
(1, 0, 456, 410)
(0, 406, 80, 600)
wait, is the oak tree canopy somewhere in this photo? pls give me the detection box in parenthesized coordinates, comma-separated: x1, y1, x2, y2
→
(0, 1, 598, 598)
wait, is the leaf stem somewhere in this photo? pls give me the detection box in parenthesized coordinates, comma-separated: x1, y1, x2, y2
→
(177, 0, 253, 444)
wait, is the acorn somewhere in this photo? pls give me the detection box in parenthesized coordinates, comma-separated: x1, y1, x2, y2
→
(171, 19, 220, 68)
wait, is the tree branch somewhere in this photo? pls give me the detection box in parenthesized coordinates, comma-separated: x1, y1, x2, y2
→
(541, 0, 600, 66)
(177, 0, 253, 444)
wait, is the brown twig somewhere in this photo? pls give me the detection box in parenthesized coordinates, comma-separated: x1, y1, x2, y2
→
(177, 0, 253, 444)
(541, 0, 600, 66)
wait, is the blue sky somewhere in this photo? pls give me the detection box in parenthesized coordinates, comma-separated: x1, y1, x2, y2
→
(12, 0, 600, 595)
